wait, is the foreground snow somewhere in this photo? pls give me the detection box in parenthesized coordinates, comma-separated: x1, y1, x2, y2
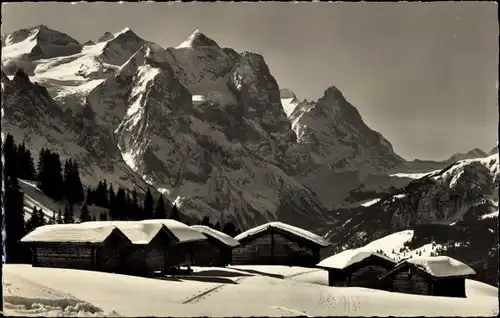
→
(3, 265, 498, 317)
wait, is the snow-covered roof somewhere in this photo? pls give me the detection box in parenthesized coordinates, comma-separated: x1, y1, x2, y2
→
(405, 256, 476, 278)
(20, 224, 130, 244)
(140, 219, 207, 243)
(190, 225, 240, 248)
(79, 221, 169, 245)
(317, 249, 396, 270)
(234, 222, 330, 247)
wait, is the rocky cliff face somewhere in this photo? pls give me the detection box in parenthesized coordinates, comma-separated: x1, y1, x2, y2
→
(105, 32, 329, 229)
(281, 87, 404, 209)
(2, 27, 334, 230)
(1, 68, 152, 194)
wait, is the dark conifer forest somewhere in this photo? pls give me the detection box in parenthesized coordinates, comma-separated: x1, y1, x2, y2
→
(2, 134, 241, 263)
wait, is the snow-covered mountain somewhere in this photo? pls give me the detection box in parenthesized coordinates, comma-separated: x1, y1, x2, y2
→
(280, 87, 404, 209)
(2, 60, 153, 194)
(2, 26, 332, 230)
(324, 152, 499, 286)
(444, 148, 489, 164)
(2, 24, 496, 244)
(2, 25, 82, 75)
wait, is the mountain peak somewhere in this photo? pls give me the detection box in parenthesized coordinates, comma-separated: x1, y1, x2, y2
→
(115, 27, 136, 37)
(12, 69, 32, 87)
(97, 27, 136, 43)
(446, 148, 488, 163)
(323, 86, 345, 101)
(176, 29, 220, 49)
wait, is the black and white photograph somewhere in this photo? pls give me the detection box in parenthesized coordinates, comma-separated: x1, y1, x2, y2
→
(1, 1, 498, 317)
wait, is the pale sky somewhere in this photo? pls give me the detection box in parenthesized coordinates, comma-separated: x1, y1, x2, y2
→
(1, 2, 498, 160)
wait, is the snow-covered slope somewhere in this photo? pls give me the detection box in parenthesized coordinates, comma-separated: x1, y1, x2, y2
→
(3, 264, 498, 317)
(2, 25, 82, 76)
(324, 152, 499, 286)
(1, 68, 151, 193)
(279, 88, 300, 117)
(19, 179, 109, 222)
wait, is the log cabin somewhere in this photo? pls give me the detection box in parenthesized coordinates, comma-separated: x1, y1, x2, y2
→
(19, 224, 133, 273)
(190, 225, 240, 266)
(377, 256, 476, 298)
(139, 219, 207, 272)
(316, 249, 396, 290)
(79, 221, 176, 276)
(232, 222, 331, 267)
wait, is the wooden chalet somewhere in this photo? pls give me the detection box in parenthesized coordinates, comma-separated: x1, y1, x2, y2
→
(232, 222, 331, 267)
(316, 249, 396, 290)
(377, 256, 475, 298)
(139, 219, 207, 271)
(19, 224, 133, 273)
(190, 225, 240, 266)
(79, 221, 175, 276)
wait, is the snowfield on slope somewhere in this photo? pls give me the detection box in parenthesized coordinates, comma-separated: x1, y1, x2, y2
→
(3, 264, 497, 317)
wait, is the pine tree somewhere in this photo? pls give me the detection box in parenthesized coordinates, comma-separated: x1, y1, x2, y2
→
(214, 221, 221, 231)
(143, 189, 154, 220)
(4, 134, 18, 179)
(63, 159, 84, 204)
(154, 194, 167, 219)
(130, 188, 141, 220)
(38, 149, 64, 201)
(85, 187, 93, 206)
(26, 206, 40, 233)
(79, 204, 91, 223)
(37, 148, 47, 190)
(63, 204, 75, 224)
(99, 212, 108, 221)
(56, 208, 63, 224)
(16, 142, 36, 180)
(108, 184, 115, 213)
(24, 148, 37, 181)
(201, 216, 212, 228)
(100, 180, 109, 208)
(71, 161, 84, 203)
(63, 160, 72, 202)
(3, 135, 28, 263)
(222, 222, 237, 237)
(50, 152, 64, 201)
(38, 208, 46, 226)
(110, 188, 127, 220)
(169, 204, 180, 221)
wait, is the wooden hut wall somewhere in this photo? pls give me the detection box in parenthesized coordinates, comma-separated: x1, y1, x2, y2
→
(232, 232, 273, 265)
(165, 241, 202, 268)
(390, 266, 432, 295)
(347, 258, 394, 290)
(271, 230, 318, 267)
(95, 231, 130, 273)
(118, 245, 147, 275)
(32, 243, 94, 270)
(144, 232, 173, 273)
(327, 269, 348, 287)
(432, 277, 466, 298)
(220, 245, 233, 266)
(191, 239, 222, 266)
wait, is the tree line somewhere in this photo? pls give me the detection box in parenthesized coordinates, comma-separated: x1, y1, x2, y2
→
(2, 133, 242, 263)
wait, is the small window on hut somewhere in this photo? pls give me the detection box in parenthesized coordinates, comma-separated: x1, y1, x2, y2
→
(408, 267, 412, 277)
